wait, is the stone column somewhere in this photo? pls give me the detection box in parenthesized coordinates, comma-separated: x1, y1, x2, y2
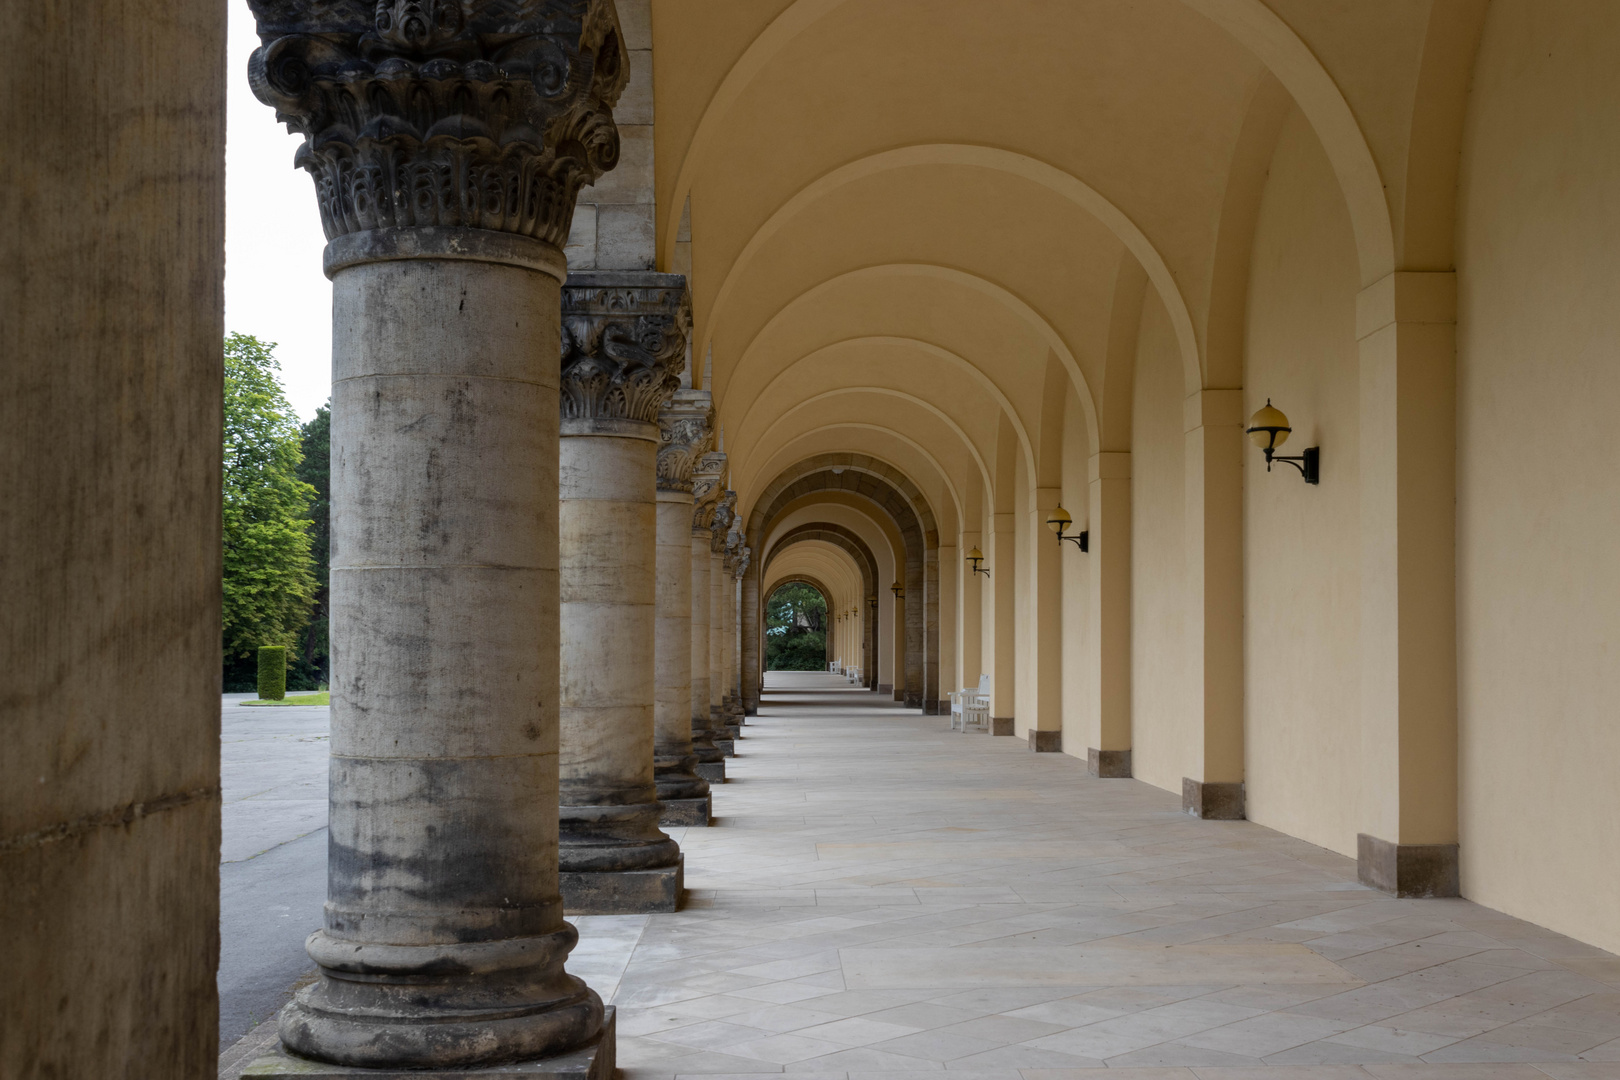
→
(243, 1, 626, 1071)
(654, 390, 713, 825)
(709, 492, 737, 753)
(730, 542, 752, 718)
(689, 453, 726, 781)
(557, 272, 687, 914)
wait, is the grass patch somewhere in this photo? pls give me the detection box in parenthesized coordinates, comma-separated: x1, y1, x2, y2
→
(240, 691, 329, 707)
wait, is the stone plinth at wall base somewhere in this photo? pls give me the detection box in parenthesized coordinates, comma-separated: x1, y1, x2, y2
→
(1357, 833, 1459, 898)
(878, 683, 893, 695)
(714, 737, 734, 756)
(659, 796, 711, 827)
(924, 698, 941, 715)
(562, 859, 683, 915)
(1183, 778, 1245, 820)
(1028, 729, 1061, 753)
(990, 717, 1014, 736)
(242, 1009, 615, 1079)
(1088, 748, 1132, 778)
(693, 761, 725, 783)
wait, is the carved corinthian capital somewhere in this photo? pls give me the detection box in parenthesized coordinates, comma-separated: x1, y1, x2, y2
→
(708, 490, 737, 553)
(657, 388, 714, 494)
(246, 0, 628, 246)
(691, 450, 727, 529)
(560, 272, 688, 428)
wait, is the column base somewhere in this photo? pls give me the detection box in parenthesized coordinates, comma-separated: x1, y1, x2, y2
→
(562, 857, 683, 915)
(1087, 748, 1132, 778)
(1028, 729, 1061, 753)
(1357, 834, 1459, 898)
(990, 716, 1014, 736)
(714, 737, 734, 756)
(693, 761, 725, 783)
(243, 1009, 615, 1079)
(904, 691, 923, 709)
(878, 683, 893, 695)
(924, 698, 941, 715)
(1183, 778, 1245, 820)
(722, 722, 741, 740)
(659, 796, 711, 827)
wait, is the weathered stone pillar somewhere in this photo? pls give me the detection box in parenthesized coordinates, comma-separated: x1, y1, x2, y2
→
(654, 390, 713, 825)
(689, 457, 727, 780)
(243, 1, 626, 1070)
(708, 492, 737, 753)
(727, 540, 752, 723)
(557, 272, 686, 914)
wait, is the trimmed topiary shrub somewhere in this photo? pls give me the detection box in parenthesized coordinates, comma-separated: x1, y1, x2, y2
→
(257, 645, 287, 701)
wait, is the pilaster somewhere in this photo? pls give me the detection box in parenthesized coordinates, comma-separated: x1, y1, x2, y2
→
(1088, 452, 1133, 775)
(1356, 270, 1459, 895)
(1029, 487, 1064, 749)
(1183, 389, 1246, 818)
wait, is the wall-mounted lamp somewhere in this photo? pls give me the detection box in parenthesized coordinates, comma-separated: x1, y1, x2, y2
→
(1045, 506, 1088, 552)
(1246, 399, 1320, 484)
(966, 547, 990, 577)
(890, 581, 904, 599)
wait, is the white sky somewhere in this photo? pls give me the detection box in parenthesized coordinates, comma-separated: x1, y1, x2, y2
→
(225, 3, 332, 421)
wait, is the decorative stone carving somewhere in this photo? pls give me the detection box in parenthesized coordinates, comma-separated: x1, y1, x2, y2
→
(709, 490, 737, 553)
(657, 389, 714, 494)
(246, 0, 628, 246)
(692, 450, 727, 525)
(560, 272, 688, 426)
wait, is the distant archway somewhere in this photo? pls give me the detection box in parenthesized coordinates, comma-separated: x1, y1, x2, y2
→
(764, 579, 830, 671)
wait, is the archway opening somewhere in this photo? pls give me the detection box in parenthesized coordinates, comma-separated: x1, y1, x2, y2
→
(765, 581, 828, 670)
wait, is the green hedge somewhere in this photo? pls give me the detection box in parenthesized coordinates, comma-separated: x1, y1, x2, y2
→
(257, 645, 287, 701)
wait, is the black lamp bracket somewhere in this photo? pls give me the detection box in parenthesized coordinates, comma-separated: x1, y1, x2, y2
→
(1263, 446, 1321, 485)
(1058, 529, 1089, 552)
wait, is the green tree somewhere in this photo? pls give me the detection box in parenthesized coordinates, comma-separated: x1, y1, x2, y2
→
(290, 402, 330, 689)
(222, 333, 317, 690)
(765, 582, 829, 670)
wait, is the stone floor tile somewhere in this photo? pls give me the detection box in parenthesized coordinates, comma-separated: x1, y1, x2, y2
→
(725, 1004, 850, 1035)
(1325, 1026, 1461, 1057)
(1004, 1000, 1129, 1029)
(863, 1003, 988, 1030)
(1417, 1037, 1580, 1064)
(1577, 1037, 1620, 1061)
(792, 1016, 925, 1047)
(944, 1015, 1069, 1045)
(1360, 1066, 1550, 1078)
(1105, 1042, 1270, 1067)
(1261, 1041, 1423, 1066)
(868, 1030, 1008, 1061)
(1180, 1013, 1355, 1058)
(723, 1033, 853, 1065)
(1530, 1063, 1620, 1078)
(785, 1046, 945, 1071)
(928, 988, 1094, 1015)
(1020, 1070, 1197, 1079)
(942, 1044, 1106, 1070)
(1190, 1067, 1375, 1079)
(649, 1020, 780, 1052)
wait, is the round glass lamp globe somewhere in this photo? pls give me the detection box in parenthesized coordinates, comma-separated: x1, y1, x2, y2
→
(1247, 401, 1292, 450)
(1046, 506, 1072, 534)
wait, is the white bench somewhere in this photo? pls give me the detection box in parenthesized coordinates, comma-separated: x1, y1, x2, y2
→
(950, 674, 991, 732)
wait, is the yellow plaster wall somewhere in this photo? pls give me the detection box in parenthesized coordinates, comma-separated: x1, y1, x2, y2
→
(1455, 0, 1620, 954)
(1240, 107, 1365, 858)
(1130, 290, 1192, 793)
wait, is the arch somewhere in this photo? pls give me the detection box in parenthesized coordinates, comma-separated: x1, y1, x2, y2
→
(731, 337, 1024, 488)
(698, 145, 1202, 395)
(751, 421, 971, 529)
(761, 572, 837, 673)
(722, 264, 1101, 455)
(742, 456, 939, 714)
(661, 0, 1396, 299)
(766, 524, 882, 687)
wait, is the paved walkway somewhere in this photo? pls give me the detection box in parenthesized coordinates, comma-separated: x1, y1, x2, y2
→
(614, 672, 1620, 1078)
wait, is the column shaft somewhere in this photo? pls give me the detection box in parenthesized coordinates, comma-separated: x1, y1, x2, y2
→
(293, 234, 601, 1067)
(654, 491, 709, 824)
